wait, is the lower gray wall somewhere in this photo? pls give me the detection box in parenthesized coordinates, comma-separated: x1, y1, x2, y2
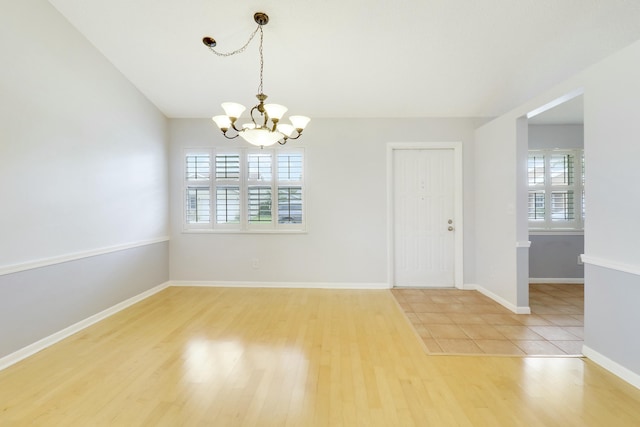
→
(585, 264, 640, 376)
(529, 234, 584, 280)
(0, 241, 169, 359)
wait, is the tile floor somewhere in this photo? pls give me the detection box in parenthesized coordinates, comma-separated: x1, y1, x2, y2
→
(392, 283, 584, 356)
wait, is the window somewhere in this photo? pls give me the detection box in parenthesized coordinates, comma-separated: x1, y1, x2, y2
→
(528, 149, 584, 231)
(184, 148, 305, 232)
(185, 154, 211, 227)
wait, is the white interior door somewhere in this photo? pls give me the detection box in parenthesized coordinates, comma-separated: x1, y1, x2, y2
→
(393, 148, 456, 287)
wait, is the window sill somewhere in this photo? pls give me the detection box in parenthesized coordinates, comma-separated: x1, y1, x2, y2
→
(529, 230, 584, 236)
(182, 228, 307, 235)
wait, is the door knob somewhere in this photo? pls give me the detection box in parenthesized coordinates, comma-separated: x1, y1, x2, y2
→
(448, 226, 454, 231)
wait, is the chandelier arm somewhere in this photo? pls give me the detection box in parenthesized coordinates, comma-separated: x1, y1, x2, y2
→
(284, 131, 303, 140)
(221, 130, 240, 139)
(205, 25, 261, 57)
(249, 105, 270, 128)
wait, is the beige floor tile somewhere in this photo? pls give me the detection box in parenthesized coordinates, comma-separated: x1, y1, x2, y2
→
(403, 295, 433, 303)
(393, 285, 584, 357)
(459, 324, 506, 340)
(416, 312, 455, 324)
(447, 313, 487, 325)
(529, 305, 563, 314)
(398, 301, 413, 311)
(410, 302, 447, 313)
(456, 295, 493, 304)
(422, 338, 443, 353)
(429, 295, 459, 304)
(552, 305, 584, 315)
(465, 304, 509, 314)
(435, 339, 484, 354)
(540, 315, 584, 326)
(528, 326, 583, 341)
(413, 324, 431, 339)
(443, 303, 469, 313)
(564, 297, 585, 307)
(532, 296, 562, 305)
(480, 314, 524, 325)
(560, 326, 584, 339)
(408, 302, 431, 312)
(427, 324, 469, 339)
(550, 340, 583, 355)
(513, 340, 566, 355)
(474, 340, 525, 355)
(493, 325, 545, 340)
(404, 312, 420, 322)
(516, 315, 554, 326)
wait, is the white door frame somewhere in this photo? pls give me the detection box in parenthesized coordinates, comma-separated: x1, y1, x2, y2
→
(387, 142, 464, 288)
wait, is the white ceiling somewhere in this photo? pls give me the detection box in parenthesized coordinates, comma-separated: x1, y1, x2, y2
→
(48, 0, 640, 120)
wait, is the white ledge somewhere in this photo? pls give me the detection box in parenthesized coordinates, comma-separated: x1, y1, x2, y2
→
(0, 237, 170, 277)
(580, 255, 640, 277)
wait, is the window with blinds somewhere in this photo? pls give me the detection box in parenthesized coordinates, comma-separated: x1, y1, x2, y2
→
(186, 154, 210, 180)
(528, 149, 584, 231)
(185, 187, 210, 223)
(185, 153, 211, 227)
(184, 148, 305, 232)
(277, 152, 303, 224)
(215, 154, 240, 226)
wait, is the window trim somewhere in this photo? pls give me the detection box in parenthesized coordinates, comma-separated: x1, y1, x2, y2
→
(183, 147, 306, 234)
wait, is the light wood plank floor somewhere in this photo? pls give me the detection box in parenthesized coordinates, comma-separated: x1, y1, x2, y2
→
(1, 287, 639, 426)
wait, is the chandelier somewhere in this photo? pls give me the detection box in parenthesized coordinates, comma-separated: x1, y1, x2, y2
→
(203, 12, 310, 148)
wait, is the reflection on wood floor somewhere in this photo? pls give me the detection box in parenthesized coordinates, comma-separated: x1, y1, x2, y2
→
(1, 286, 639, 426)
(393, 284, 584, 356)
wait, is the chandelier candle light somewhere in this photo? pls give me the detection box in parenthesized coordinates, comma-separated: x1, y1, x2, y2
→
(203, 12, 310, 148)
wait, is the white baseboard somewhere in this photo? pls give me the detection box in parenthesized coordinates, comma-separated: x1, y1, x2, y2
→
(529, 278, 584, 284)
(0, 281, 171, 372)
(170, 280, 390, 290)
(582, 345, 640, 390)
(464, 284, 531, 314)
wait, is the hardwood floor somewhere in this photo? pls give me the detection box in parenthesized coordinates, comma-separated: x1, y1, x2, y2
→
(1, 287, 639, 426)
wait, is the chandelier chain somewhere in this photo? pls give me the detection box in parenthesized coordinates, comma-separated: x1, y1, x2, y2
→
(258, 27, 264, 95)
(206, 25, 260, 57)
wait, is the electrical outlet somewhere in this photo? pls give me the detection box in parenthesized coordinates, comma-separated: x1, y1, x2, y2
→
(251, 258, 259, 269)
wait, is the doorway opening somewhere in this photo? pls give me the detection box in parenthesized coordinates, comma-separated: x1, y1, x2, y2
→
(521, 91, 585, 351)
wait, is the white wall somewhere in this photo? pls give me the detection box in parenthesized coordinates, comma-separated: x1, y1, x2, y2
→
(169, 118, 485, 286)
(474, 119, 519, 305)
(0, 0, 169, 269)
(475, 39, 640, 382)
(528, 124, 584, 149)
(0, 0, 169, 360)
